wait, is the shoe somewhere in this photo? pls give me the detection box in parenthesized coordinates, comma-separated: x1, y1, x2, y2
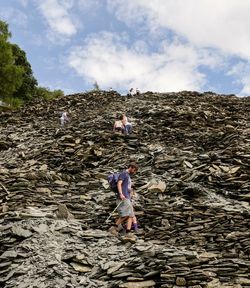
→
(117, 224, 123, 231)
(121, 232, 137, 243)
(134, 228, 144, 236)
(108, 226, 119, 236)
(117, 224, 126, 235)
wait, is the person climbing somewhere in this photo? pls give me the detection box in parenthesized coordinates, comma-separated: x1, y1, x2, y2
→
(113, 114, 124, 133)
(136, 88, 140, 96)
(113, 113, 132, 135)
(115, 162, 138, 234)
(60, 111, 69, 127)
(127, 88, 134, 97)
(122, 114, 132, 135)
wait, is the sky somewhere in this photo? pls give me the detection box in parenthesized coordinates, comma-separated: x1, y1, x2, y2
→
(1, 0, 250, 96)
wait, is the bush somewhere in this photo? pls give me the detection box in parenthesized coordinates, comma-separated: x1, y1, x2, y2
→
(3, 96, 24, 108)
(35, 86, 64, 100)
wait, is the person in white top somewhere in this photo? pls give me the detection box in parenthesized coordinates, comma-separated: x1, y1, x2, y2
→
(60, 112, 69, 127)
(127, 88, 134, 97)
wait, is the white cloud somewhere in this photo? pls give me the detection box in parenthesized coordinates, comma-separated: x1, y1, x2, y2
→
(19, 0, 29, 7)
(228, 62, 250, 96)
(107, 0, 250, 60)
(0, 8, 28, 27)
(240, 78, 250, 96)
(37, 0, 77, 37)
(67, 32, 224, 92)
(77, 0, 100, 11)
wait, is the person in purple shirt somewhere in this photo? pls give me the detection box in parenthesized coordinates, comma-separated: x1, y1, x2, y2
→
(115, 162, 138, 233)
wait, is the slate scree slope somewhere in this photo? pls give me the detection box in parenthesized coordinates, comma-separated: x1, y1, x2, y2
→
(0, 91, 249, 288)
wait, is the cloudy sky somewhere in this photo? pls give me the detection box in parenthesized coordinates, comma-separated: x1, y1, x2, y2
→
(1, 0, 250, 96)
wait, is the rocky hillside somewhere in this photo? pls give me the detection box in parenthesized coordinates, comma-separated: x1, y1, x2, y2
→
(0, 91, 249, 288)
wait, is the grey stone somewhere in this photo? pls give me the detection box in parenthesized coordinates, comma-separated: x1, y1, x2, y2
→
(0, 90, 249, 288)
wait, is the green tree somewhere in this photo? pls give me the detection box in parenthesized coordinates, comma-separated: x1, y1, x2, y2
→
(0, 20, 24, 99)
(0, 19, 64, 107)
(11, 44, 38, 101)
(0, 20, 11, 40)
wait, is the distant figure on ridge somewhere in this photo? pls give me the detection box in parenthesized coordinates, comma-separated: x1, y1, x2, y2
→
(127, 88, 134, 97)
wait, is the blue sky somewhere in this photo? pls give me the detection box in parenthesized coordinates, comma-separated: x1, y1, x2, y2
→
(1, 0, 250, 96)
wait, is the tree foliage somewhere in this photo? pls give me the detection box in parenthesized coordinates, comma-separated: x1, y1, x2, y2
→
(0, 19, 64, 108)
(0, 21, 24, 99)
(0, 20, 11, 40)
(11, 44, 38, 101)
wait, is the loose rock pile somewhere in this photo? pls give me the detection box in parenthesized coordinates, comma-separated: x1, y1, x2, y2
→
(0, 90, 249, 288)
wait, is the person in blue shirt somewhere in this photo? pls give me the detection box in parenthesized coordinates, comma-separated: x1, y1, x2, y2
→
(115, 162, 138, 233)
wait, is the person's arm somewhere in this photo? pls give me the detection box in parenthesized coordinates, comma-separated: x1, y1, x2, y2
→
(117, 180, 125, 200)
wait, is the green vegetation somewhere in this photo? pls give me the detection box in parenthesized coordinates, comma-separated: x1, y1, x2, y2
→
(3, 96, 24, 107)
(34, 86, 64, 100)
(0, 21, 24, 102)
(11, 44, 38, 101)
(0, 20, 64, 109)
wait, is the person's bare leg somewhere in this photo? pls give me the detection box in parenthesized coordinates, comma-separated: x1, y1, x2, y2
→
(126, 217, 133, 231)
(132, 216, 137, 224)
(116, 216, 128, 225)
